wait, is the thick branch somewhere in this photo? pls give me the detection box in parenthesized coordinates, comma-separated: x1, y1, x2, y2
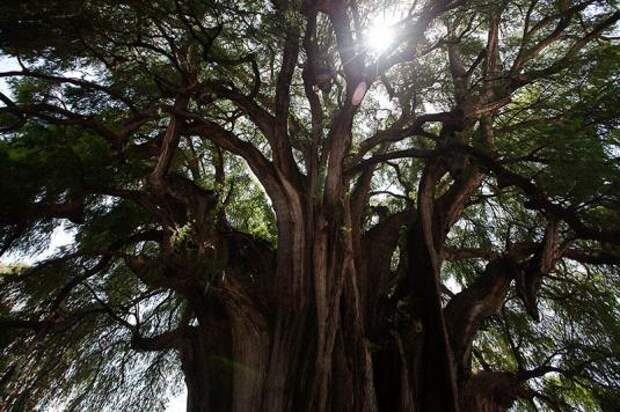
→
(131, 325, 196, 352)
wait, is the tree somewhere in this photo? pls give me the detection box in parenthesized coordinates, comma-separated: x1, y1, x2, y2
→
(1, 0, 620, 410)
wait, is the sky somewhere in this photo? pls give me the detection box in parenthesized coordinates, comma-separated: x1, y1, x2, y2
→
(0, 54, 17, 95)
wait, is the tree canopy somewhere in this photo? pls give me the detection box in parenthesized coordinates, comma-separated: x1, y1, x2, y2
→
(1, 1, 620, 411)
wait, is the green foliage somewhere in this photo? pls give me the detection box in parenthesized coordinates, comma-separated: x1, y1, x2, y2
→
(0, 0, 619, 410)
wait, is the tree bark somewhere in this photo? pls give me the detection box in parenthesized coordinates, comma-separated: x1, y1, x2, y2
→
(174, 190, 524, 412)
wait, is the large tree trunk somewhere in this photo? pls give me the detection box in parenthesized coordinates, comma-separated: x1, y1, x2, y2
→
(176, 208, 522, 412)
(174, 113, 517, 412)
(171, 172, 530, 412)
(180, 313, 232, 412)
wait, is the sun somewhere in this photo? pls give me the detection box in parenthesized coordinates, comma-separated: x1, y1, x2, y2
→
(365, 22, 395, 54)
